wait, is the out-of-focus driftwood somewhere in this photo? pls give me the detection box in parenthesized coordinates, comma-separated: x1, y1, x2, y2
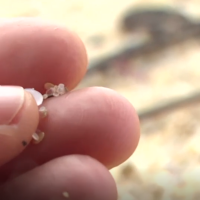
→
(138, 91, 200, 121)
(87, 26, 200, 74)
(85, 18, 200, 121)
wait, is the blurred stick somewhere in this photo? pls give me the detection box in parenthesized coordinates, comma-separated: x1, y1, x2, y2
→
(86, 27, 200, 121)
(87, 26, 200, 74)
(138, 91, 200, 121)
(87, 39, 151, 72)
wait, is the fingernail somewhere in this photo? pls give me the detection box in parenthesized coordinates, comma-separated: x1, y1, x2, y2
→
(0, 86, 24, 125)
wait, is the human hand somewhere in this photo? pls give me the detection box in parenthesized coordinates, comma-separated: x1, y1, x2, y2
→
(0, 19, 140, 200)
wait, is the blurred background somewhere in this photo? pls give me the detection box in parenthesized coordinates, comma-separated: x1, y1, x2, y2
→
(2, 0, 200, 199)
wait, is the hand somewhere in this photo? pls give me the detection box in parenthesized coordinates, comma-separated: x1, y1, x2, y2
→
(0, 19, 140, 200)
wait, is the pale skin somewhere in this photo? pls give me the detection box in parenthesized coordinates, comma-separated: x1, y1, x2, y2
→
(0, 19, 140, 200)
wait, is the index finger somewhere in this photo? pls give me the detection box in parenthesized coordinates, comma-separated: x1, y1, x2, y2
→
(0, 18, 88, 92)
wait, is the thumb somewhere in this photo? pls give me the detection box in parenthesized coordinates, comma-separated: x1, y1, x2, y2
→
(0, 86, 39, 166)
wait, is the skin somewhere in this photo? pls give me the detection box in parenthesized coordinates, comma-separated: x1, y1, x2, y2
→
(0, 18, 140, 200)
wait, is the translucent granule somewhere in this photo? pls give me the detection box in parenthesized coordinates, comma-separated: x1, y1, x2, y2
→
(62, 192, 69, 198)
(25, 88, 43, 106)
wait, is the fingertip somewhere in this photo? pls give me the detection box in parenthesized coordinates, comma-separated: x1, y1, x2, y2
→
(0, 88, 39, 166)
(90, 87, 140, 168)
(0, 155, 118, 200)
(40, 86, 140, 168)
(0, 18, 88, 91)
